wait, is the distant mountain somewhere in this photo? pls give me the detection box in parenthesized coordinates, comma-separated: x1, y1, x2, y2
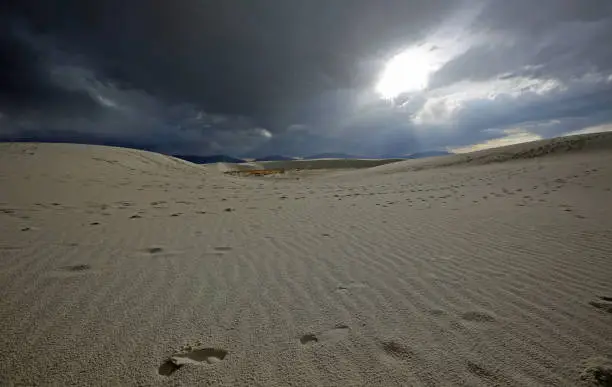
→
(254, 155, 296, 161)
(381, 150, 451, 159)
(172, 154, 246, 164)
(303, 152, 363, 159)
(407, 150, 451, 159)
(171, 151, 450, 164)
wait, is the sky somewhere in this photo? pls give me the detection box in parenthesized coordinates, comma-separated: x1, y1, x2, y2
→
(1, 0, 612, 157)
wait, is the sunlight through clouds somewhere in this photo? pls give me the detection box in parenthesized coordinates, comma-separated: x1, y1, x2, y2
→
(376, 46, 436, 98)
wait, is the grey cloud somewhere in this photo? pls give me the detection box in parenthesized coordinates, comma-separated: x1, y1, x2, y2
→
(476, 0, 612, 32)
(5, 0, 464, 129)
(431, 12, 612, 89)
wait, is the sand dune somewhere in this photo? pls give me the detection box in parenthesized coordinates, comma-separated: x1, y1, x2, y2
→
(381, 132, 612, 173)
(1, 136, 612, 386)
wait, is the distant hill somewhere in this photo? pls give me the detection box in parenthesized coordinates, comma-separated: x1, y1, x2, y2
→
(303, 150, 451, 160)
(171, 150, 450, 164)
(303, 152, 364, 159)
(381, 150, 452, 159)
(172, 154, 246, 164)
(254, 155, 296, 161)
(407, 150, 452, 159)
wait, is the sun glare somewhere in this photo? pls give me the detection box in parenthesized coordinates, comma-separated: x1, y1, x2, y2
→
(376, 47, 434, 99)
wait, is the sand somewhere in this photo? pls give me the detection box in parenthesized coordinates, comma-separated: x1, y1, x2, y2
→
(1, 134, 611, 386)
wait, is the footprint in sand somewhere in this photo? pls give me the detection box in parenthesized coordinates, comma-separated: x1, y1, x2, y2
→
(589, 296, 612, 313)
(47, 264, 93, 278)
(63, 264, 91, 272)
(380, 340, 415, 362)
(158, 347, 228, 376)
(299, 325, 350, 346)
(335, 282, 367, 294)
(144, 247, 164, 254)
(460, 311, 496, 323)
(466, 361, 496, 380)
(299, 334, 318, 345)
(579, 356, 612, 386)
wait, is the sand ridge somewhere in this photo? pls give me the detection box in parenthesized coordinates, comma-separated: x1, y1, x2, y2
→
(1, 134, 612, 386)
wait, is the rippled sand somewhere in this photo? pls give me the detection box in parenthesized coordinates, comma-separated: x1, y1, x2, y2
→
(1, 134, 611, 386)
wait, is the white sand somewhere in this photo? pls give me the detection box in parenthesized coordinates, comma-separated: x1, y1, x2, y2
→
(1, 135, 611, 386)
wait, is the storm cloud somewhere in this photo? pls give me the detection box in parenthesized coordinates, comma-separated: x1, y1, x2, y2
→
(1, 0, 611, 157)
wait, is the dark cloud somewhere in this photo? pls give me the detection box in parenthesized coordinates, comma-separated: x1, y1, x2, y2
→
(0, 20, 100, 117)
(5, 0, 458, 123)
(1, 0, 612, 157)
